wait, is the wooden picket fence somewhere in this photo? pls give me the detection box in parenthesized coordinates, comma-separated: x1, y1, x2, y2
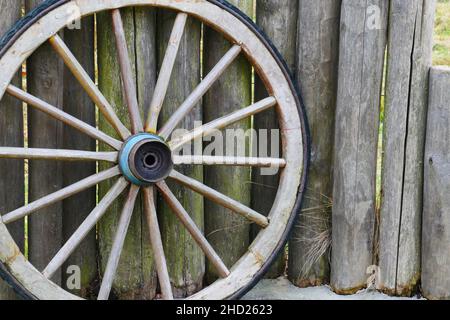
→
(0, 0, 449, 300)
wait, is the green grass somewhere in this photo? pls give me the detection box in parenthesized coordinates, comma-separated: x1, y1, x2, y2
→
(433, 0, 450, 66)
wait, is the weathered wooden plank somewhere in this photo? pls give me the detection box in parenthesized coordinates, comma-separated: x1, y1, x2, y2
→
(61, 16, 97, 298)
(331, 0, 388, 294)
(422, 66, 450, 300)
(289, 0, 341, 288)
(157, 9, 204, 298)
(379, 0, 436, 296)
(134, 7, 159, 299)
(0, 0, 24, 300)
(203, 0, 253, 284)
(97, 8, 156, 299)
(26, 0, 64, 286)
(252, 0, 298, 279)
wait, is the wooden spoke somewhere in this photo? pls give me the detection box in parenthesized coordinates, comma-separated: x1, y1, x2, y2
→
(6, 85, 123, 150)
(111, 9, 143, 133)
(173, 155, 286, 168)
(98, 185, 140, 300)
(158, 45, 242, 139)
(169, 97, 277, 150)
(43, 178, 129, 279)
(142, 187, 174, 300)
(1, 166, 121, 224)
(49, 35, 131, 140)
(145, 13, 188, 132)
(0, 147, 117, 163)
(169, 170, 269, 228)
(156, 181, 230, 278)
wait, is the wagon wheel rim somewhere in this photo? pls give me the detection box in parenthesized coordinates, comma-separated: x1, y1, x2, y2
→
(0, 0, 307, 300)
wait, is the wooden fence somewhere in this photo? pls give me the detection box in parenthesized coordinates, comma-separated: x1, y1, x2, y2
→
(0, 0, 449, 300)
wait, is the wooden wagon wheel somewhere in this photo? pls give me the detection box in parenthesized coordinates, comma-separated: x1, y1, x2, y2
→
(0, 0, 308, 300)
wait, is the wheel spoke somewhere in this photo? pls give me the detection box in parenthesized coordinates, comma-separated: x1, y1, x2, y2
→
(145, 13, 188, 132)
(169, 170, 269, 228)
(49, 35, 131, 140)
(43, 178, 129, 279)
(156, 181, 230, 278)
(173, 155, 286, 168)
(169, 97, 277, 150)
(1, 166, 121, 224)
(142, 187, 174, 300)
(158, 45, 242, 139)
(0, 147, 117, 162)
(6, 85, 122, 150)
(111, 9, 143, 133)
(98, 184, 140, 300)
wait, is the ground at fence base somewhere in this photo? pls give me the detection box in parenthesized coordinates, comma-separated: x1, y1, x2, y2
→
(243, 277, 422, 300)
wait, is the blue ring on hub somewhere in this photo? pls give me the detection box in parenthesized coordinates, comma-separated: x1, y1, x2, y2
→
(119, 133, 167, 186)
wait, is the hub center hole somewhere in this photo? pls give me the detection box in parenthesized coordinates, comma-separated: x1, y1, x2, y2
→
(143, 153, 158, 168)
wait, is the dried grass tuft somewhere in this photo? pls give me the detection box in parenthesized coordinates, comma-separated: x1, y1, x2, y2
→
(293, 190, 332, 280)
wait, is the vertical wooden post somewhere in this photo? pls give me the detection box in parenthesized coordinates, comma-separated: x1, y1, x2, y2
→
(61, 16, 97, 298)
(157, 10, 204, 297)
(0, 0, 24, 300)
(379, 0, 436, 296)
(203, 0, 253, 283)
(288, 0, 341, 287)
(253, 0, 298, 279)
(26, 0, 64, 285)
(331, 0, 388, 294)
(422, 66, 450, 300)
(134, 8, 159, 298)
(97, 8, 157, 299)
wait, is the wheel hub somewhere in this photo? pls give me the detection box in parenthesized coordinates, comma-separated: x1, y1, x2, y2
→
(119, 133, 173, 185)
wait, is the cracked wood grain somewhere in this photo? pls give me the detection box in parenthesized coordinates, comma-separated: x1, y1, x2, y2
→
(379, 0, 436, 296)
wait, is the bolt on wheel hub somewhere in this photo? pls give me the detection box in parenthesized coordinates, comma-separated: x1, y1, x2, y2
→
(119, 133, 173, 185)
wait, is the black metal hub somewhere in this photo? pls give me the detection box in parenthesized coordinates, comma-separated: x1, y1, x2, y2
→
(129, 139, 173, 184)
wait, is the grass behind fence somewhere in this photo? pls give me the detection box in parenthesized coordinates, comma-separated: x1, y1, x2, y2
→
(434, 0, 450, 65)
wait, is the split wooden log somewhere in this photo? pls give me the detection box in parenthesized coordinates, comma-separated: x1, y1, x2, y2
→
(379, 0, 436, 296)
